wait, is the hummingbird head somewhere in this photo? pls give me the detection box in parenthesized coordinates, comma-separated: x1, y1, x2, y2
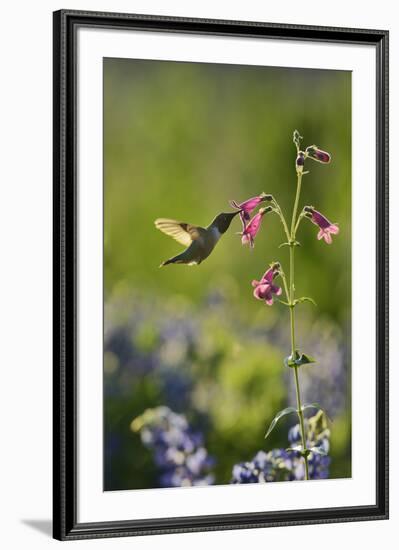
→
(212, 211, 239, 234)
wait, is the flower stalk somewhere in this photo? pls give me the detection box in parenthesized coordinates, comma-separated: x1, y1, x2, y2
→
(288, 172, 310, 479)
(232, 130, 336, 482)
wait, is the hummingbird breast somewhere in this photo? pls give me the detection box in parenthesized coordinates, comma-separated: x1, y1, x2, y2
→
(197, 227, 221, 261)
(182, 228, 220, 264)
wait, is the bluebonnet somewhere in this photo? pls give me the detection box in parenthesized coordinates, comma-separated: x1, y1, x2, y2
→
(232, 449, 294, 483)
(232, 411, 330, 483)
(131, 406, 215, 487)
(104, 293, 344, 489)
(104, 296, 199, 409)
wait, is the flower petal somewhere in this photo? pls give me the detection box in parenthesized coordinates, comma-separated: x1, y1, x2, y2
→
(271, 285, 282, 296)
(312, 210, 331, 229)
(253, 283, 272, 300)
(253, 284, 263, 300)
(329, 224, 339, 235)
(262, 267, 275, 284)
(242, 198, 260, 212)
(239, 212, 247, 231)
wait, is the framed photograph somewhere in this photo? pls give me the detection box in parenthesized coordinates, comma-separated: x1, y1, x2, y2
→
(53, 9, 389, 540)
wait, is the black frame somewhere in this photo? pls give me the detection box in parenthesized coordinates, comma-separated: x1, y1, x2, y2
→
(53, 9, 389, 541)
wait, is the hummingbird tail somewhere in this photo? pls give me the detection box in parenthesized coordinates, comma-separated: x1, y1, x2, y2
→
(159, 258, 174, 267)
(159, 251, 197, 267)
(159, 254, 184, 267)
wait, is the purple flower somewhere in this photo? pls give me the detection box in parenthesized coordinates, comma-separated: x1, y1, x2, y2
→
(305, 145, 331, 164)
(251, 264, 282, 306)
(132, 407, 215, 488)
(304, 206, 339, 245)
(231, 450, 293, 483)
(230, 193, 271, 230)
(232, 411, 331, 484)
(241, 207, 270, 248)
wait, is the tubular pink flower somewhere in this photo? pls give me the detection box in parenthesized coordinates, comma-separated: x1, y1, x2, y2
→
(305, 206, 339, 245)
(251, 264, 282, 306)
(230, 192, 270, 230)
(241, 207, 269, 248)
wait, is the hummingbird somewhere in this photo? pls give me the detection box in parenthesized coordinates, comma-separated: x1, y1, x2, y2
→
(155, 211, 239, 266)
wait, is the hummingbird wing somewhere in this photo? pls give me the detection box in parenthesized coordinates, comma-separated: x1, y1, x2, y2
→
(154, 218, 206, 247)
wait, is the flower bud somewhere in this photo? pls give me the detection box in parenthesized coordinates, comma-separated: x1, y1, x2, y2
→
(305, 145, 331, 164)
(296, 151, 305, 174)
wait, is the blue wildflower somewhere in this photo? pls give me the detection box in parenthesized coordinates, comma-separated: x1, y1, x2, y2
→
(232, 411, 330, 483)
(131, 406, 215, 488)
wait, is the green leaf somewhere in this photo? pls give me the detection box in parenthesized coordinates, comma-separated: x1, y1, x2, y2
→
(296, 352, 316, 366)
(284, 350, 316, 368)
(294, 296, 317, 307)
(309, 446, 328, 456)
(302, 403, 332, 423)
(264, 407, 297, 439)
(278, 240, 301, 248)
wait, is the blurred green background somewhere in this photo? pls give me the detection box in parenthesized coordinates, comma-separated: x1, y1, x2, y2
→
(104, 58, 351, 491)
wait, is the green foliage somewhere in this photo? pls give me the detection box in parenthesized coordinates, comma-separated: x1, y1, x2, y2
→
(264, 407, 297, 439)
(284, 350, 316, 368)
(104, 58, 351, 325)
(294, 297, 317, 307)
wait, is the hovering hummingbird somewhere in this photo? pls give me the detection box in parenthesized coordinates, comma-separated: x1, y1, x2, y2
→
(155, 211, 239, 266)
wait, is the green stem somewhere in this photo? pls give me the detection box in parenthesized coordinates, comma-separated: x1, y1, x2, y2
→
(289, 173, 309, 480)
(279, 269, 290, 303)
(272, 203, 291, 242)
(290, 174, 303, 237)
(294, 212, 305, 236)
(293, 365, 309, 480)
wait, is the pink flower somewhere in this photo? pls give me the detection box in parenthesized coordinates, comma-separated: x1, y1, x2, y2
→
(230, 193, 271, 230)
(304, 206, 339, 244)
(241, 207, 270, 248)
(252, 264, 282, 306)
(305, 145, 331, 164)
